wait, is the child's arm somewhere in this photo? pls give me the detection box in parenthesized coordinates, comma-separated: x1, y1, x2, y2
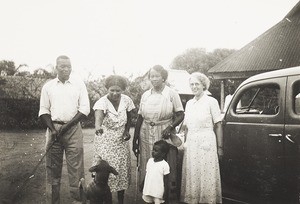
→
(163, 174, 169, 201)
(163, 161, 171, 201)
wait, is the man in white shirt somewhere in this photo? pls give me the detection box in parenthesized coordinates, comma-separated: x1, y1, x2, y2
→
(39, 55, 90, 204)
(223, 86, 234, 113)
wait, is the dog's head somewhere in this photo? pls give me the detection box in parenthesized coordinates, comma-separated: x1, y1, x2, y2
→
(89, 159, 118, 175)
(89, 159, 118, 185)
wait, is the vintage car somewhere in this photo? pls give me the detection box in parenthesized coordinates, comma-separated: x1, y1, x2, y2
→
(221, 66, 300, 203)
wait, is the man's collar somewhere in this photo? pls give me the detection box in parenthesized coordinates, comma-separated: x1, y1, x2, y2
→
(55, 75, 73, 84)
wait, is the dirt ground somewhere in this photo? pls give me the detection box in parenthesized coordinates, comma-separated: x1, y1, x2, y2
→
(0, 128, 145, 204)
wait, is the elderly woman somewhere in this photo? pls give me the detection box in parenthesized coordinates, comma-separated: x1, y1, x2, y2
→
(133, 65, 185, 202)
(93, 75, 135, 204)
(180, 72, 223, 204)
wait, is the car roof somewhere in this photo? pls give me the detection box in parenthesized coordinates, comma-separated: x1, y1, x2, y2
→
(239, 66, 300, 87)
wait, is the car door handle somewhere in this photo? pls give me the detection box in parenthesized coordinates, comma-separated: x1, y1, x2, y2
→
(285, 134, 295, 143)
(268, 133, 282, 137)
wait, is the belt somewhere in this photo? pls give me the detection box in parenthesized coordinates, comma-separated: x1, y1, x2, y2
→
(144, 119, 171, 127)
(53, 121, 66, 125)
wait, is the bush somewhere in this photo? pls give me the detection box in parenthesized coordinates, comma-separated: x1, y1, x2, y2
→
(0, 98, 44, 130)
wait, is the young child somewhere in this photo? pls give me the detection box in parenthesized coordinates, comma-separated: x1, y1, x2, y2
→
(142, 140, 170, 204)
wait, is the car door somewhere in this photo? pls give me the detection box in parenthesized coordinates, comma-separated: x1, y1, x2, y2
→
(282, 76, 300, 203)
(222, 77, 287, 203)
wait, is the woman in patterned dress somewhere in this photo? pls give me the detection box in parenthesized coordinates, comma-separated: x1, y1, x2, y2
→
(93, 75, 135, 204)
(180, 72, 223, 204)
(133, 65, 185, 203)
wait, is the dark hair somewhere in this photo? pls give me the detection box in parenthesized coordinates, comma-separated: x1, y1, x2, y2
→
(105, 75, 128, 91)
(154, 140, 170, 155)
(56, 55, 70, 64)
(148, 65, 168, 81)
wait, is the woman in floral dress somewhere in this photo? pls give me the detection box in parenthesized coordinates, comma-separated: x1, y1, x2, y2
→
(180, 72, 223, 204)
(93, 75, 135, 204)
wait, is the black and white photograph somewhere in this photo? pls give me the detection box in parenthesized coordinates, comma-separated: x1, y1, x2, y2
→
(0, 0, 299, 203)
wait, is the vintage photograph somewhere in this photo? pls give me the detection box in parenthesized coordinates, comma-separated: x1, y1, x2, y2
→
(0, 0, 299, 203)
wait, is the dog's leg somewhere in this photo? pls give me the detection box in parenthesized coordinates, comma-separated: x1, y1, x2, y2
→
(104, 189, 113, 204)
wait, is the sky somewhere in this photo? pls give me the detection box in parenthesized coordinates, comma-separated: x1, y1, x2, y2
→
(0, 0, 298, 79)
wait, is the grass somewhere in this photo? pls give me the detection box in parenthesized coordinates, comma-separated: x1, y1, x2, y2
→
(0, 128, 143, 204)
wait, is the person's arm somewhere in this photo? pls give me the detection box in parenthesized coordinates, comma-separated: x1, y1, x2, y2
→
(123, 109, 134, 141)
(162, 111, 184, 139)
(163, 162, 170, 200)
(94, 109, 105, 135)
(132, 114, 143, 157)
(40, 114, 56, 132)
(40, 114, 58, 140)
(39, 84, 55, 131)
(163, 174, 169, 201)
(215, 121, 223, 160)
(58, 112, 87, 137)
(180, 123, 188, 142)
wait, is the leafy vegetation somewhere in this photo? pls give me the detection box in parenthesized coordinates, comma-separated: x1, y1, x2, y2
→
(0, 47, 238, 129)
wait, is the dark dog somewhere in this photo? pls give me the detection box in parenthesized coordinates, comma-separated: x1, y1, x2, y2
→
(79, 159, 118, 204)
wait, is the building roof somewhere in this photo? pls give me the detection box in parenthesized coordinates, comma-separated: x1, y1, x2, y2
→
(208, 1, 300, 80)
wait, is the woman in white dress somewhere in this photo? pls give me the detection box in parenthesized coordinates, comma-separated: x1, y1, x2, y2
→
(180, 72, 223, 204)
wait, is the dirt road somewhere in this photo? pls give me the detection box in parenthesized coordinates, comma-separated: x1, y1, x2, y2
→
(0, 128, 144, 204)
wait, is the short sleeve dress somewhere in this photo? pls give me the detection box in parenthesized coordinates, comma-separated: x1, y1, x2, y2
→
(143, 158, 170, 203)
(180, 94, 222, 204)
(138, 86, 184, 200)
(93, 94, 135, 192)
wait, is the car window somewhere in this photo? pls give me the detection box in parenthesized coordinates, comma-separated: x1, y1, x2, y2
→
(293, 81, 300, 114)
(235, 84, 280, 115)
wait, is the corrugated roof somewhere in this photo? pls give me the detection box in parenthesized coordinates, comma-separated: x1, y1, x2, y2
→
(208, 1, 300, 79)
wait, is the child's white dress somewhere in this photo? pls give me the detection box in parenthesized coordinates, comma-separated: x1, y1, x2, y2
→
(142, 158, 170, 203)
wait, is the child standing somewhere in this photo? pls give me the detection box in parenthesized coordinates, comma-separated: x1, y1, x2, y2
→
(142, 140, 170, 204)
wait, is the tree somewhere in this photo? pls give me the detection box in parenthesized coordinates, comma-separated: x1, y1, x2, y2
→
(0, 60, 17, 76)
(170, 48, 236, 74)
(170, 48, 208, 74)
(206, 48, 236, 68)
(14, 71, 31, 77)
(32, 68, 56, 78)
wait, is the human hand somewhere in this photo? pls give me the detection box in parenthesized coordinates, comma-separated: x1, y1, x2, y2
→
(50, 129, 59, 141)
(132, 135, 139, 158)
(57, 124, 69, 140)
(162, 125, 173, 139)
(95, 128, 103, 136)
(123, 131, 131, 141)
(218, 147, 224, 161)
